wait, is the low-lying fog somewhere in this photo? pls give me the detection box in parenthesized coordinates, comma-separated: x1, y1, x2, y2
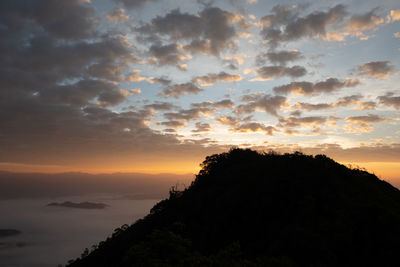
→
(0, 172, 193, 267)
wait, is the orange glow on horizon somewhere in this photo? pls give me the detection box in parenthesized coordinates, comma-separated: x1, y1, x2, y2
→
(0, 161, 200, 175)
(1, 159, 398, 186)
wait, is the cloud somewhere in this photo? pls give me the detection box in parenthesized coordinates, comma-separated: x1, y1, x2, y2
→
(388, 9, 400, 22)
(235, 94, 287, 116)
(215, 116, 240, 127)
(38, 80, 132, 107)
(148, 43, 191, 65)
(345, 9, 384, 32)
(191, 99, 234, 109)
(251, 65, 307, 81)
(154, 72, 242, 97)
(159, 120, 186, 128)
(294, 102, 333, 111)
(0, 1, 235, 172)
(162, 99, 235, 126)
(278, 116, 336, 128)
(0, 0, 97, 40)
(177, 64, 188, 71)
(137, 7, 249, 56)
(145, 102, 176, 111)
(113, 0, 157, 9)
(344, 114, 389, 133)
(164, 107, 213, 121)
(336, 95, 363, 107)
(274, 78, 360, 95)
(160, 82, 203, 98)
(378, 93, 400, 110)
(233, 122, 276, 135)
(223, 55, 246, 70)
(294, 95, 376, 111)
(277, 115, 338, 136)
(356, 101, 376, 110)
(356, 61, 397, 79)
(193, 72, 242, 86)
(213, 99, 235, 109)
(125, 69, 149, 82)
(192, 122, 211, 132)
(255, 50, 303, 66)
(260, 4, 347, 47)
(107, 8, 130, 23)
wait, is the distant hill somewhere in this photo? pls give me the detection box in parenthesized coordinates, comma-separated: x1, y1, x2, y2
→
(0, 229, 21, 238)
(68, 148, 400, 267)
(47, 201, 108, 210)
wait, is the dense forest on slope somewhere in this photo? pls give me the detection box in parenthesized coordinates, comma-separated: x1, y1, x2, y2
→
(68, 149, 400, 267)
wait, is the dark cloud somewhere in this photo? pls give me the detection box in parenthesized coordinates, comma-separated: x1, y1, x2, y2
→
(290, 110, 302, 116)
(213, 99, 235, 109)
(145, 102, 177, 111)
(137, 7, 248, 56)
(114, 0, 157, 9)
(37, 80, 126, 107)
(294, 94, 376, 111)
(0, 0, 96, 41)
(192, 122, 211, 132)
(253, 65, 307, 80)
(191, 99, 234, 109)
(278, 116, 334, 128)
(336, 95, 362, 106)
(378, 93, 400, 110)
(277, 115, 338, 136)
(164, 107, 213, 121)
(356, 61, 396, 79)
(274, 78, 360, 95)
(294, 102, 332, 111)
(163, 128, 177, 133)
(160, 82, 203, 98)
(154, 72, 241, 98)
(216, 116, 236, 126)
(235, 94, 287, 116)
(344, 114, 389, 133)
(260, 4, 347, 47)
(159, 120, 186, 128)
(346, 114, 389, 123)
(256, 50, 303, 66)
(234, 122, 276, 135)
(0, 0, 233, 168)
(148, 43, 189, 65)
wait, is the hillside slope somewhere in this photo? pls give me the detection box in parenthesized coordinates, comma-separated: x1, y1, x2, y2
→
(68, 149, 400, 266)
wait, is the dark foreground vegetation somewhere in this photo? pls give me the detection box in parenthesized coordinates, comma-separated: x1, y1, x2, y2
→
(68, 149, 400, 266)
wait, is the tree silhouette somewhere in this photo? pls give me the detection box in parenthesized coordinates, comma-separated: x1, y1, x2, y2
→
(68, 148, 400, 267)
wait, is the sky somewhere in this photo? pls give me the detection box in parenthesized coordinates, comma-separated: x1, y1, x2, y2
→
(0, 0, 399, 182)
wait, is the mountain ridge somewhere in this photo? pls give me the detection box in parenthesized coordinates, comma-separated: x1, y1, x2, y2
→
(68, 148, 400, 266)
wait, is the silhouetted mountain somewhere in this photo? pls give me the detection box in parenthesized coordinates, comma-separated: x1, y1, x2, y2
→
(0, 229, 21, 238)
(67, 149, 400, 267)
(47, 201, 108, 209)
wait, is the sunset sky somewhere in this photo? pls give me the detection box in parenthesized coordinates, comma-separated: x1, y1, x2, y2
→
(1, 0, 399, 182)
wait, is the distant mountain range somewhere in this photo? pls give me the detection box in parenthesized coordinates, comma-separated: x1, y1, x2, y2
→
(0, 229, 21, 238)
(68, 149, 400, 266)
(47, 201, 108, 210)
